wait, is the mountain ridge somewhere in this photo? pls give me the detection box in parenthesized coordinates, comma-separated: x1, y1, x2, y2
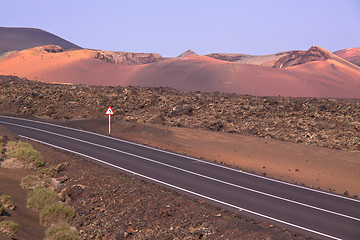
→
(0, 27, 359, 98)
(0, 27, 81, 55)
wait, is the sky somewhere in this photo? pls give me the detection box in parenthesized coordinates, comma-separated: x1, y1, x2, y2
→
(2, 0, 359, 57)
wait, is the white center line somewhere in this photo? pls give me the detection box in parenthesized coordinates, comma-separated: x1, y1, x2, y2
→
(2, 115, 359, 204)
(1, 119, 359, 222)
(18, 134, 342, 240)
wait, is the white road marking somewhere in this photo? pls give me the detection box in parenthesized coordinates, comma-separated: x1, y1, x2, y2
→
(2, 115, 359, 203)
(1, 119, 359, 222)
(19, 135, 342, 240)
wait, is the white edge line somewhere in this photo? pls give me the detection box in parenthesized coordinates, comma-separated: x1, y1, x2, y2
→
(19, 134, 342, 240)
(1, 115, 360, 204)
(3, 119, 359, 222)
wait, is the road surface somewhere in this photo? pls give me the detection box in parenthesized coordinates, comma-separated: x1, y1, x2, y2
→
(0, 115, 359, 239)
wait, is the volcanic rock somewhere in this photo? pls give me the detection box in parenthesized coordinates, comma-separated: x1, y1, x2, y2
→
(94, 51, 115, 64)
(41, 45, 64, 53)
(1, 75, 359, 152)
(66, 185, 85, 201)
(94, 50, 163, 65)
(273, 46, 332, 68)
(207, 53, 252, 62)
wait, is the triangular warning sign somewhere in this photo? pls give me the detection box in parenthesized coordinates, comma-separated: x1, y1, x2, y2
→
(105, 106, 114, 115)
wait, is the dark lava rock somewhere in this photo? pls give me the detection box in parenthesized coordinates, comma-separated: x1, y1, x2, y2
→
(66, 185, 85, 201)
(55, 162, 67, 172)
(1, 75, 359, 152)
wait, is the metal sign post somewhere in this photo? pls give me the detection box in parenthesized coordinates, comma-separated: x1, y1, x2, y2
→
(105, 106, 114, 134)
(108, 115, 111, 133)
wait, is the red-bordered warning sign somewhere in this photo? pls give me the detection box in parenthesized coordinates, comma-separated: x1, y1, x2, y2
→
(105, 106, 114, 115)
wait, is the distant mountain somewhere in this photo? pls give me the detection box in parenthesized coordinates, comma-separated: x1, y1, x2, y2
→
(0, 27, 359, 98)
(1, 45, 359, 98)
(207, 46, 338, 68)
(178, 50, 198, 57)
(0, 27, 81, 55)
(272, 46, 333, 68)
(333, 48, 360, 67)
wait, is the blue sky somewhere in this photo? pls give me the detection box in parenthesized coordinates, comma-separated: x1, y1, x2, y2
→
(2, 0, 359, 57)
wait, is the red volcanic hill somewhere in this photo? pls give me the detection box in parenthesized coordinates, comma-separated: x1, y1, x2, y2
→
(272, 46, 332, 68)
(206, 46, 343, 68)
(178, 50, 199, 57)
(0, 46, 146, 86)
(0, 27, 81, 55)
(0, 43, 359, 98)
(128, 50, 360, 98)
(333, 48, 360, 67)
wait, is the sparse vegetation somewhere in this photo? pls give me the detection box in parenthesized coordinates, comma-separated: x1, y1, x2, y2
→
(6, 141, 44, 168)
(20, 166, 58, 190)
(0, 135, 8, 146)
(40, 204, 74, 226)
(21, 175, 52, 190)
(27, 187, 60, 211)
(45, 224, 80, 240)
(0, 131, 79, 239)
(0, 203, 3, 215)
(0, 194, 14, 214)
(0, 194, 12, 205)
(0, 220, 19, 238)
(37, 167, 57, 178)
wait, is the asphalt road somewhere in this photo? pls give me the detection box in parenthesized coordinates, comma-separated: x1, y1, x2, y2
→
(0, 115, 359, 240)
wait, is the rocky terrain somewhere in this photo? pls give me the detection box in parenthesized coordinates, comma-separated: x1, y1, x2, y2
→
(1, 75, 359, 152)
(57, 154, 303, 239)
(272, 46, 331, 68)
(206, 52, 289, 67)
(206, 46, 333, 68)
(94, 50, 163, 65)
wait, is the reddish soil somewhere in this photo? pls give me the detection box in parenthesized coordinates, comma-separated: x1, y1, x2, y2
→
(0, 168, 46, 240)
(128, 55, 360, 97)
(333, 48, 360, 67)
(0, 127, 46, 240)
